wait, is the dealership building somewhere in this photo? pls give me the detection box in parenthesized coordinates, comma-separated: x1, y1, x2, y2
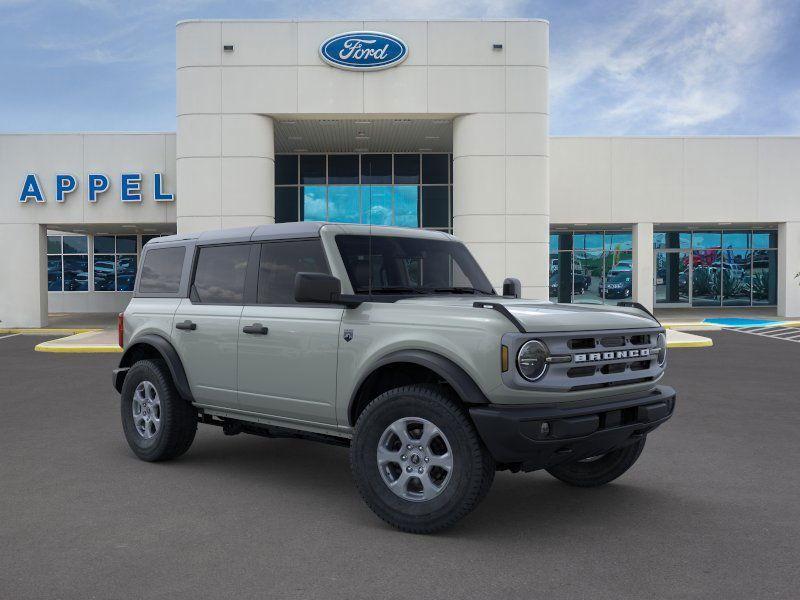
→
(1, 18, 799, 327)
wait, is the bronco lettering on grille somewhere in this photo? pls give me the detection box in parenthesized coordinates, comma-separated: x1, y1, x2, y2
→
(574, 348, 651, 363)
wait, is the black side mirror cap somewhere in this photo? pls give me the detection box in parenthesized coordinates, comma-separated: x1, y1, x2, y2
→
(502, 277, 522, 298)
(294, 272, 362, 308)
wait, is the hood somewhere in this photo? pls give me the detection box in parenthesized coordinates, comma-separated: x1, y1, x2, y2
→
(395, 296, 659, 332)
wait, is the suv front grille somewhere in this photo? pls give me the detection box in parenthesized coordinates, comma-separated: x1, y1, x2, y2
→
(502, 327, 664, 392)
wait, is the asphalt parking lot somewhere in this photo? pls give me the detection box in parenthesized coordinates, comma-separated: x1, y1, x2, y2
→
(1, 331, 799, 599)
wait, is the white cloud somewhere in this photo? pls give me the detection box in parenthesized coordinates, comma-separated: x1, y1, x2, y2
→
(551, 0, 790, 133)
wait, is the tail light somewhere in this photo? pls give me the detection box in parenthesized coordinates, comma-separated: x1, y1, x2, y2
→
(118, 312, 124, 348)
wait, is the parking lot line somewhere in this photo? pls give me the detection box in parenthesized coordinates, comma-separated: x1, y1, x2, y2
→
(0, 333, 21, 341)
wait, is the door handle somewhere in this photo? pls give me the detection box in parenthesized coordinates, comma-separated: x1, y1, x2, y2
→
(175, 320, 197, 331)
(242, 323, 269, 335)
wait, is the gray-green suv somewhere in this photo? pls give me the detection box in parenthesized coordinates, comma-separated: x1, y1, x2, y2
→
(113, 223, 675, 533)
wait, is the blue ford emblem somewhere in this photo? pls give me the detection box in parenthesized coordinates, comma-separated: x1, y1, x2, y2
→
(319, 31, 408, 71)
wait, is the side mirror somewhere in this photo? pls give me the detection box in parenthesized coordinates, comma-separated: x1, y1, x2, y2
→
(502, 277, 521, 298)
(295, 272, 342, 304)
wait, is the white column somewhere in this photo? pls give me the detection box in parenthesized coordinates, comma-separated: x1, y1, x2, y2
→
(0, 224, 47, 327)
(778, 221, 800, 318)
(453, 113, 549, 299)
(177, 114, 275, 234)
(632, 222, 654, 311)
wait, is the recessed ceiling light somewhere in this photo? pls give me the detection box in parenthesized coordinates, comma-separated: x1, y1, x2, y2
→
(121, 225, 137, 229)
(394, 119, 412, 124)
(432, 119, 450, 125)
(293, 148, 308, 152)
(355, 120, 372, 125)
(354, 147, 368, 152)
(280, 120, 297, 125)
(419, 147, 433, 152)
(425, 136, 440, 140)
(320, 119, 338, 125)
(355, 134, 370, 140)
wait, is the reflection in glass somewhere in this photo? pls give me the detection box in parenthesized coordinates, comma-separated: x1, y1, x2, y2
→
(327, 186, 360, 223)
(574, 233, 603, 250)
(48, 256, 62, 291)
(752, 249, 777, 305)
(63, 236, 88, 254)
(752, 231, 778, 249)
(722, 231, 750, 249)
(654, 231, 691, 249)
(94, 236, 115, 254)
(394, 186, 419, 228)
(548, 253, 559, 299)
(302, 186, 326, 221)
(692, 231, 721, 249)
(692, 250, 721, 306)
(604, 250, 633, 304)
(655, 251, 690, 305)
(117, 256, 137, 292)
(573, 251, 603, 303)
(47, 235, 61, 254)
(362, 186, 392, 225)
(421, 154, 449, 184)
(94, 255, 116, 291)
(116, 236, 137, 254)
(63, 255, 89, 291)
(722, 249, 751, 306)
(604, 232, 632, 251)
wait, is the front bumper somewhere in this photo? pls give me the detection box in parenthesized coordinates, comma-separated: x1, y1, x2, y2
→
(469, 385, 676, 472)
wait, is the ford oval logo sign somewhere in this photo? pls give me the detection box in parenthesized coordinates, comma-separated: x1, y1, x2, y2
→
(319, 31, 408, 71)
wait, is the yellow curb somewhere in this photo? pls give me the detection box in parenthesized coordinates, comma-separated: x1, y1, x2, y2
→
(0, 328, 101, 335)
(34, 342, 122, 353)
(667, 338, 714, 348)
(662, 323, 721, 330)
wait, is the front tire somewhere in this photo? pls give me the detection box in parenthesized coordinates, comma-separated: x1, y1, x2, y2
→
(120, 359, 197, 462)
(350, 385, 494, 534)
(546, 437, 646, 487)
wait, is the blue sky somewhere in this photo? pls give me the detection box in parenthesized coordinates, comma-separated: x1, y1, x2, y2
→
(1, 0, 798, 135)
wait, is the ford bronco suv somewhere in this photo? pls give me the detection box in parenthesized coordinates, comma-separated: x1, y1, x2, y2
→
(114, 223, 675, 533)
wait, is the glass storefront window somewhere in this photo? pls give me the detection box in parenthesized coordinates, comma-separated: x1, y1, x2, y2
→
(94, 254, 116, 291)
(604, 232, 632, 251)
(63, 235, 88, 254)
(573, 233, 603, 250)
(394, 154, 420, 184)
(655, 251, 690, 305)
(63, 255, 89, 291)
(692, 231, 721, 249)
(47, 256, 62, 291)
(394, 186, 419, 228)
(573, 250, 603, 303)
(327, 186, 360, 222)
(302, 186, 326, 221)
(328, 155, 358, 184)
(300, 155, 325, 184)
(280, 153, 453, 233)
(654, 229, 778, 307)
(421, 187, 448, 228)
(362, 186, 392, 225)
(117, 256, 137, 292)
(361, 154, 392, 184)
(47, 235, 88, 292)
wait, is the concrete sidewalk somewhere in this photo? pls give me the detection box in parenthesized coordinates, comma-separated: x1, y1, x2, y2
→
(33, 329, 121, 353)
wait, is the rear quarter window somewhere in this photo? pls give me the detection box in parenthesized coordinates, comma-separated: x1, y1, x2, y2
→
(138, 246, 186, 294)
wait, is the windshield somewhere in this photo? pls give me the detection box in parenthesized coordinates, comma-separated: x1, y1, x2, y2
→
(335, 234, 495, 295)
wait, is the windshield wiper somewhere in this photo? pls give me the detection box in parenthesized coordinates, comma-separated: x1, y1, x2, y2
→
(432, 287, 494, 295)
(353, 286, 429, 295)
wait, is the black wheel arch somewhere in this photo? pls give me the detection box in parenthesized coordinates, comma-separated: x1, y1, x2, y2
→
(348, 349, 489, 427)
(113, 334, 193, 402)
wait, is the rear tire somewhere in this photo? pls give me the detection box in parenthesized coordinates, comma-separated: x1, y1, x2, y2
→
(350, 385, 495, 534)
(120, 359, 197, 462)
(546, 437, 646, 487)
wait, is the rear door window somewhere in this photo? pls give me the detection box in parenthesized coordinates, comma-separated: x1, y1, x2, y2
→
(192, 244, 251, 304)
(257, 240, 329, 305)
(138, 247, 186, 294)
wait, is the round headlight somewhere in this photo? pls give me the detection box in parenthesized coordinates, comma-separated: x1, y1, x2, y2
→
(656, 332, 667, 366)
(517, 340, 549, 381)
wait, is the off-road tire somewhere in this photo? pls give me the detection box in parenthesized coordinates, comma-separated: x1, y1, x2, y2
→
(350, 384, 495, 534)
(120, 359, 197, 462)
(546, 437, 646, 487)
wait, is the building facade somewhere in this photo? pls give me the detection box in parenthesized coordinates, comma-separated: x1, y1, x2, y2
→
(1, 19, 798, 327)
